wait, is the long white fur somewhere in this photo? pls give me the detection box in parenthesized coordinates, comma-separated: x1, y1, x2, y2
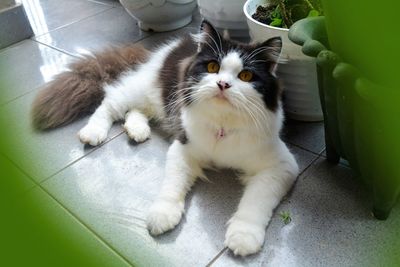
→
(78, 38, 299, 256)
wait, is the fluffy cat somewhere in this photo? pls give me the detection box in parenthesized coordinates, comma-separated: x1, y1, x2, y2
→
(31, 20, 298, 256)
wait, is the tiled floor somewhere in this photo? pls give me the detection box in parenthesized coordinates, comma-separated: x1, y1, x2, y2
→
(2, 1, 399, 266)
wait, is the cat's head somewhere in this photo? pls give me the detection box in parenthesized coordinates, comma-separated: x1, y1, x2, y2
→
(182, 20, 283, 117)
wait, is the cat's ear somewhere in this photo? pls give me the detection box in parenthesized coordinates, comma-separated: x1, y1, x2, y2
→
(257, 37, 282, 74)
(192, 20, 222, 52)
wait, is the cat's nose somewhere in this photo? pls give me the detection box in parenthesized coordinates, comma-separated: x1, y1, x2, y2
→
(217, 81, 231, 91)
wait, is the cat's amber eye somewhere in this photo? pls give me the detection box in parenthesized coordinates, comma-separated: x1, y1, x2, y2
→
(207, 61, 220, 73)
(238, 70, 253, 82)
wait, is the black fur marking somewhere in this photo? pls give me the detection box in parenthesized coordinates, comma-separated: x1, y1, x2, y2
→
(185, 22, 283, 112)
(159, 36, 198, 116)
(177, 129, 188, 145)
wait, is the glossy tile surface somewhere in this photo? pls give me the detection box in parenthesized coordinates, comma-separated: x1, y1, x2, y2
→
(212, 158, 400, 267)
(0, 90, 124, 182)
(43, 132, 215, 266)
(19, 0, 112, 36)
(0, 40, 70, 104)
(19, 186, 131, 267)
(281, 119, 325, 154)
(43, 132, 318, 266)
(136, 10, 202, 49)
(2, 1, 399, 266)
(34, 7, 150, 56)
(1, 155, 36, 196)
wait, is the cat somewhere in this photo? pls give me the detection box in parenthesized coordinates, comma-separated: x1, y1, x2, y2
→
(31, 20, 299, 256)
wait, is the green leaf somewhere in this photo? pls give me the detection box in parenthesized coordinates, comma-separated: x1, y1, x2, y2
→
(271, 5, 282, 19)
(279, 211, 292, 225)
(270, 18, 283, 27)
(307, 9, 320, 17)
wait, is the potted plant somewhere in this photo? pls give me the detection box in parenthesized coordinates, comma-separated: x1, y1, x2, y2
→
(288, 1, 400, 220)
(244, 0, 323, 121)
(120, 0, 197, 32)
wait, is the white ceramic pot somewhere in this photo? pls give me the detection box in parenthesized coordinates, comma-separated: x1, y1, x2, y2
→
(197, 0, 249, 40)
(244, 0, 323, 121)
(120, 0, 197, 32)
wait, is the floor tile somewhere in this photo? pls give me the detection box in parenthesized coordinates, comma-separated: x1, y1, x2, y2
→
(34, 7, 151, 56)
(19, 0, 113, 36)
(0, 40, 71, 104)
(0, 90, 124, 182)
(287, 144, 319, 174)
(211, 158, 400, 267)
(87, 0, 120, 6)
(42, 132, 216, 266)
(42, 127, 317, 266)
(0, 155, 36, 197)
(8, 186, 131, 267)
(136, 9, 202, 49)
(281, 119, 325, 154)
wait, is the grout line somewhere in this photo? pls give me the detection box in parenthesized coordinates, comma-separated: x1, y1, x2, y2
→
(86, 0, 118, 7)
(32, 7, 115, 39)
(32, 39, 79, 58)
(39, 130, 125, 183)
(285, 140, 323, 156)
(0, 129, 124, 191)
(298, 153, 321, 177)
(205, 247, 228, 267)
(2, 79, 62, 107)
(1, 89, 36, 107)
(0, 39, 31, 54)
(40, 187, 135, 266)
(2, 143, 134, 266)
(204, 149, 318, 267)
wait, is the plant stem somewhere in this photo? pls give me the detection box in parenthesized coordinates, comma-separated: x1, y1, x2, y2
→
(278, 2, 292, 27)
(303, 0, 315, 10)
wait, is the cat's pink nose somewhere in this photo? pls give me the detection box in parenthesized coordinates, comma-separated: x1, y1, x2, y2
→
(217, 81, 231, 91)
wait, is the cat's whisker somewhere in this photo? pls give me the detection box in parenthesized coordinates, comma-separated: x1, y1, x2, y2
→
(229, 92, 264, 135)
(230, 91, 271, 136)
(244, 47, 276, 63)
(202, 32, 224, 60)
(246, 98, 273, 135)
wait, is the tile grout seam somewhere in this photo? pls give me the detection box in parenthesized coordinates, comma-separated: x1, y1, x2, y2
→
(32, 6, 116, 40)
(205, 247, 228, 267)
(39, 130, 126, 183)
(203, 153, 323, 266)
(2, 143, 135, 266)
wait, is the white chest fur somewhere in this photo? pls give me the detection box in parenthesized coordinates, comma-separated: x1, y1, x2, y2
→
(181, 104, 278, 172)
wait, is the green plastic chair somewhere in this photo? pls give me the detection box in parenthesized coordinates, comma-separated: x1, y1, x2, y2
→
(288, 17, 400, 219)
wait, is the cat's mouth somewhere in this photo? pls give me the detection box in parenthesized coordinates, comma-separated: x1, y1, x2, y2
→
(213, 92, 232, 105)
(214, 91, 231, 104)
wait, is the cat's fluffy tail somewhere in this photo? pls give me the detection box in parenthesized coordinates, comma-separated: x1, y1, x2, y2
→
(31, 44, 149, 130)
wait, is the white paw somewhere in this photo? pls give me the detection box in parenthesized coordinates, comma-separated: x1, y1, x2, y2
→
(124, 122, 151, 143)
(78, 124, 108, 146)
(146, 199, 184, 235)
(225, 218, 265, 257)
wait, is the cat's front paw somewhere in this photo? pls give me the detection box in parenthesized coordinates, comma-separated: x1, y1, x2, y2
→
(123, 122, 151, 143)
(225, 218, 265, 257)
(146, 199, 184, 235)
(78, 124, 108, 146)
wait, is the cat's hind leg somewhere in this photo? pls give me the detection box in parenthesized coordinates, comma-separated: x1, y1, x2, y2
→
(123, 109, 151, 143)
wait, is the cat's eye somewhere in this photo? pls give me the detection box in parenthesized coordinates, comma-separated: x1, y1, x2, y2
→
(238, 70, 253, 82)
(207, 61, 220, 73)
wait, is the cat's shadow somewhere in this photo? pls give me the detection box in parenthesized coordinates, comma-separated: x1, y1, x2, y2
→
(153, 160, 376, 253)
(150, 169, 242, 245)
